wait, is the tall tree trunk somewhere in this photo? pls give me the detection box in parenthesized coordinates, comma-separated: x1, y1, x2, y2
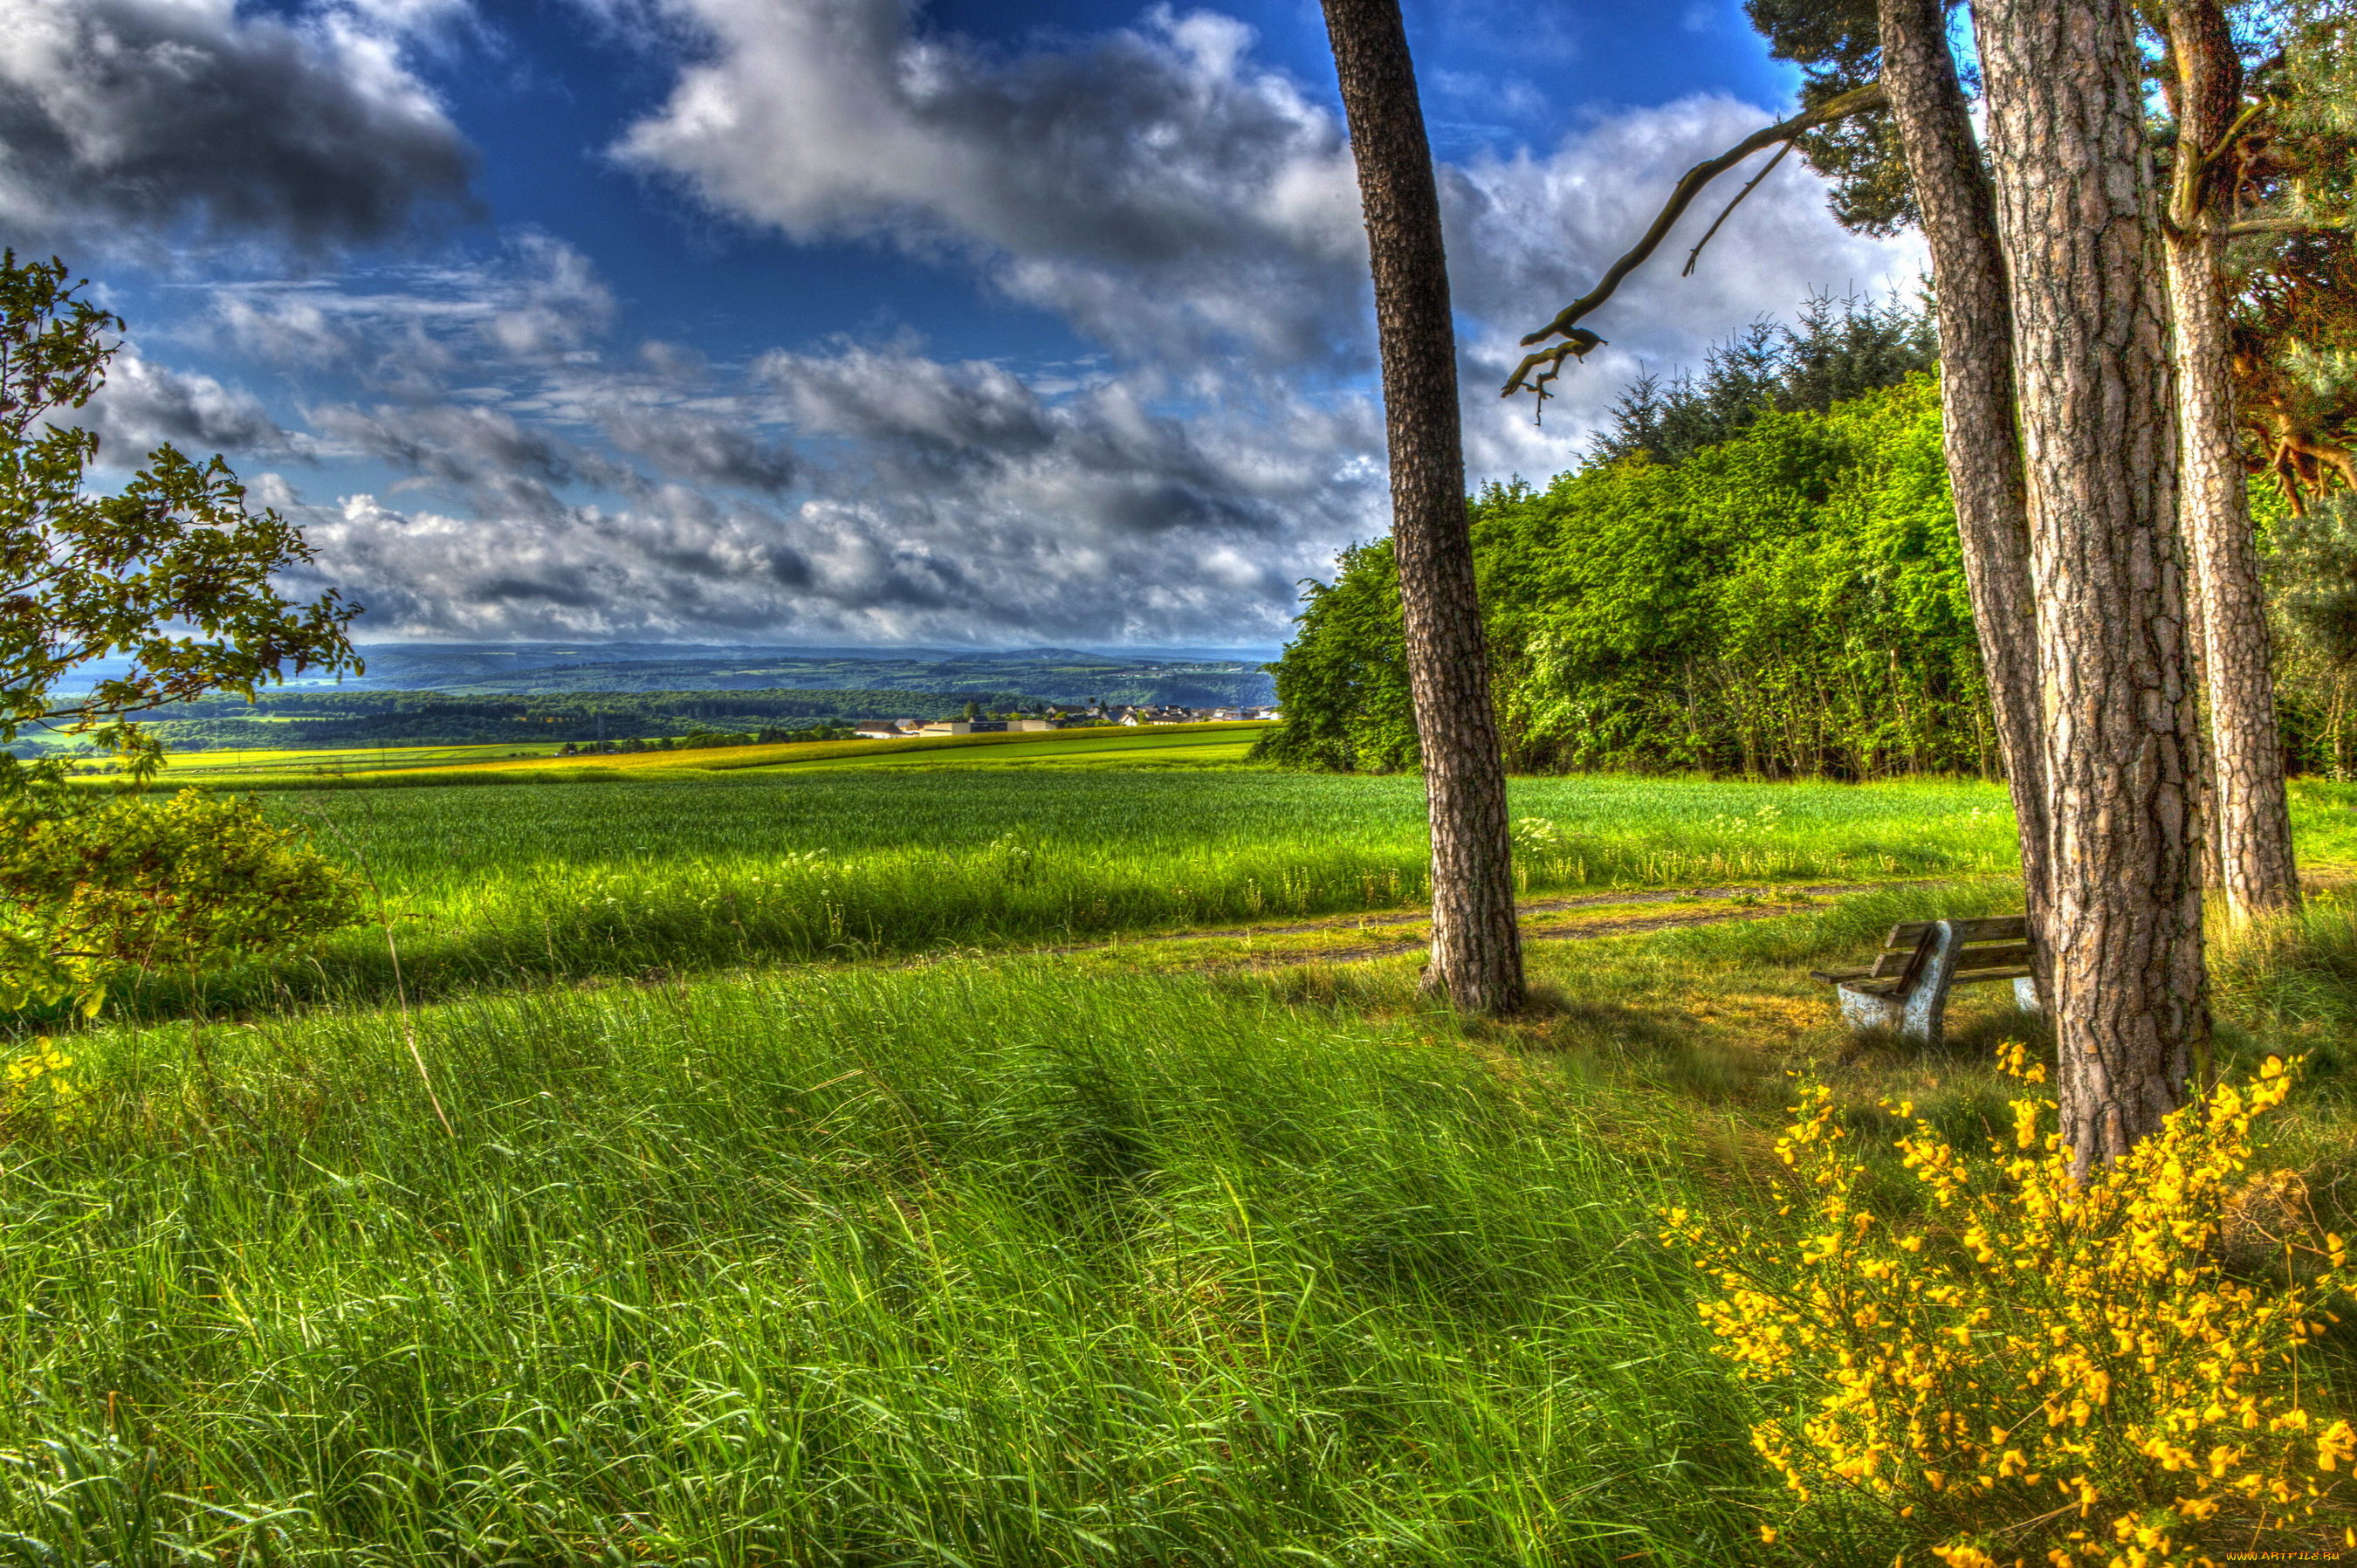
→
(1976, 0, 2208, 1175)
(1320, 0, 1524, 1014)
(1877, 0, 2055, 1006)
(2163, 0, 2302, 920)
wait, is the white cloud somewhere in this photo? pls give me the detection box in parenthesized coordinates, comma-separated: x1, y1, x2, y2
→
(1446, 96, 1928, 474)
(77, 347, 299, 460)
(0, 0, 478, 259)
(610, 0, 1922, 471)
(79, 0, 1926, 644)
(198, 234, 614, 389)
(614, 0, 1367, 371)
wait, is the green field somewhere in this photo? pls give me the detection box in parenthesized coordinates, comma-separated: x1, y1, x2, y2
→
(118, 767, 2041, 1018)
(88, 758, 2357, 1020)
(5, 761, 2355, 1565)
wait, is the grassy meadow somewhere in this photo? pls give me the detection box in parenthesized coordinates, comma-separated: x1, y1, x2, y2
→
(5, 756, 2357, 1565)
(111, 767, 2051, 1017)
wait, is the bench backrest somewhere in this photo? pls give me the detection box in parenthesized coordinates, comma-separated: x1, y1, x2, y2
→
(1870, 916, 2031, 994)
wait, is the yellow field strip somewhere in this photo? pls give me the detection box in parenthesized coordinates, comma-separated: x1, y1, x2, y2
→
(435, 721, 1270, 776)
(139, 722, 1271, 787)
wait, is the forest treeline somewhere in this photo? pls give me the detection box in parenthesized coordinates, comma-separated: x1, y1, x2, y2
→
(1258, 300, 2357, 780)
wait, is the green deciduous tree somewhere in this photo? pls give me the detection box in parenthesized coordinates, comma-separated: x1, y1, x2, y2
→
(1263, 373, 1994, 781)
(3, 255, 357, 779)
(0, 253, 362, 1012)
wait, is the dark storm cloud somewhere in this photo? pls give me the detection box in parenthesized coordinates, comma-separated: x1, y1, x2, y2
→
(599, 407, 798, 493)
(77, 349, 298, 458)
(0, 0, 478, 258)
(308, 402, 581, 517)
(615, 0, 1367, 372)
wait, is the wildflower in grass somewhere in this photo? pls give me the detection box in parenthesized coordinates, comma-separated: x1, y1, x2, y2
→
(1662, 1046, 2353, 1564)
(1511, 816, 1565, 857)
(1, 1037, 87, 1125)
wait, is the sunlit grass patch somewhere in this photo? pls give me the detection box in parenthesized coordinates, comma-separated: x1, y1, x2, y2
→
(182, 772, 2022, 1013)
(5, 779, 2355, 1564)
(0, 961, 1763, 1565)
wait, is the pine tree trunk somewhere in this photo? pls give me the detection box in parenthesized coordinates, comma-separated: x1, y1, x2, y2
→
(1977, 0, 2208, 1175)
(1321, 0, 1524, 1014)
(2163, 0, 2301, 920)
(1877, 0, 2055, 1006)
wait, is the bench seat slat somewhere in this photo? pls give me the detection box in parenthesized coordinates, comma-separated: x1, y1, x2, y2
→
(1952, 941, 2034, 973)
(1951, 966, 2032, 986)
(1810, 966, 1876, 982)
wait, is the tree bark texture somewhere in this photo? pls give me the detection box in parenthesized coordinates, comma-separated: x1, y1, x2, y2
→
(1976, 0, 2208, 1175)
(1876, 0, 2055, 1006)
(1320, 0, 1525, 1014)
(2163, 0, 2302, 919)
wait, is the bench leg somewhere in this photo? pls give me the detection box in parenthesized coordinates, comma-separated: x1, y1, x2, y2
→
(1900, 921, 1964, 1048)
(2012, 975, 2040, 1013)
(1838, 923, 1965, 1048)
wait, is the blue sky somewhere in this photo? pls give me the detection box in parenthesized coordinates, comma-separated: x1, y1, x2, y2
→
(3, 0, 1922, 647)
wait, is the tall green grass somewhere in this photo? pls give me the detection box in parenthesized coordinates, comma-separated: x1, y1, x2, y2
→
(2209, 888, 2357, 1090)
(129, 772, 2026, 1019)
(0, 964, 1769, 1565)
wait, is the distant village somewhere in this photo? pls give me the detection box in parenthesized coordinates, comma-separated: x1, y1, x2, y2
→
(848, 703, 1280, 739)
(548, 703, 1279, 756)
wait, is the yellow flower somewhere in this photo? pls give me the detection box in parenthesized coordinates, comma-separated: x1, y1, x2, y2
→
(2321, 1420, 2356, 1473)
(1931, 1547, 1997, 1568)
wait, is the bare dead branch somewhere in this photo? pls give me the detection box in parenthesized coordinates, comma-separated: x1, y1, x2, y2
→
(1684, 139, 1795, 278)
(1501, 79, 1888, 401)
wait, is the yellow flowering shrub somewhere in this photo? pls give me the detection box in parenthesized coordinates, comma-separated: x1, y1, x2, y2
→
(1662, 1048, 2354, 1565)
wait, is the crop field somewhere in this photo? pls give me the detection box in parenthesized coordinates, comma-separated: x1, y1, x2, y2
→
(105, 720, 1267, 789)
(754, 727, 1263, 769)
(6, 760, 2356, 1565)
(152, 740, 564, 776)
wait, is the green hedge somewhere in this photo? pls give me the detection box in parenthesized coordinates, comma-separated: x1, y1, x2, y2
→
(1261, 374, 1994, 779)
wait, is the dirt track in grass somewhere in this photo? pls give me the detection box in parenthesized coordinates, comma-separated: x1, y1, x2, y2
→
(1048, 880, 1943, 971)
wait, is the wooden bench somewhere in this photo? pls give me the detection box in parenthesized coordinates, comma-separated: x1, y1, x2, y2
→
(1811, 916, 2039, 1047)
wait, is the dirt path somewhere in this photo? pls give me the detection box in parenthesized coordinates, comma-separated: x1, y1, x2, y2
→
(1050, 879, 1944, 969)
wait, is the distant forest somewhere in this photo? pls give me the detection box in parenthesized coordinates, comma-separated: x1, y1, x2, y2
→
(63, 667, 1281, 754)
(104, 690, 1043, 753)
(261, 645, 1278, 709)
(1258, 294, 2357, 780)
